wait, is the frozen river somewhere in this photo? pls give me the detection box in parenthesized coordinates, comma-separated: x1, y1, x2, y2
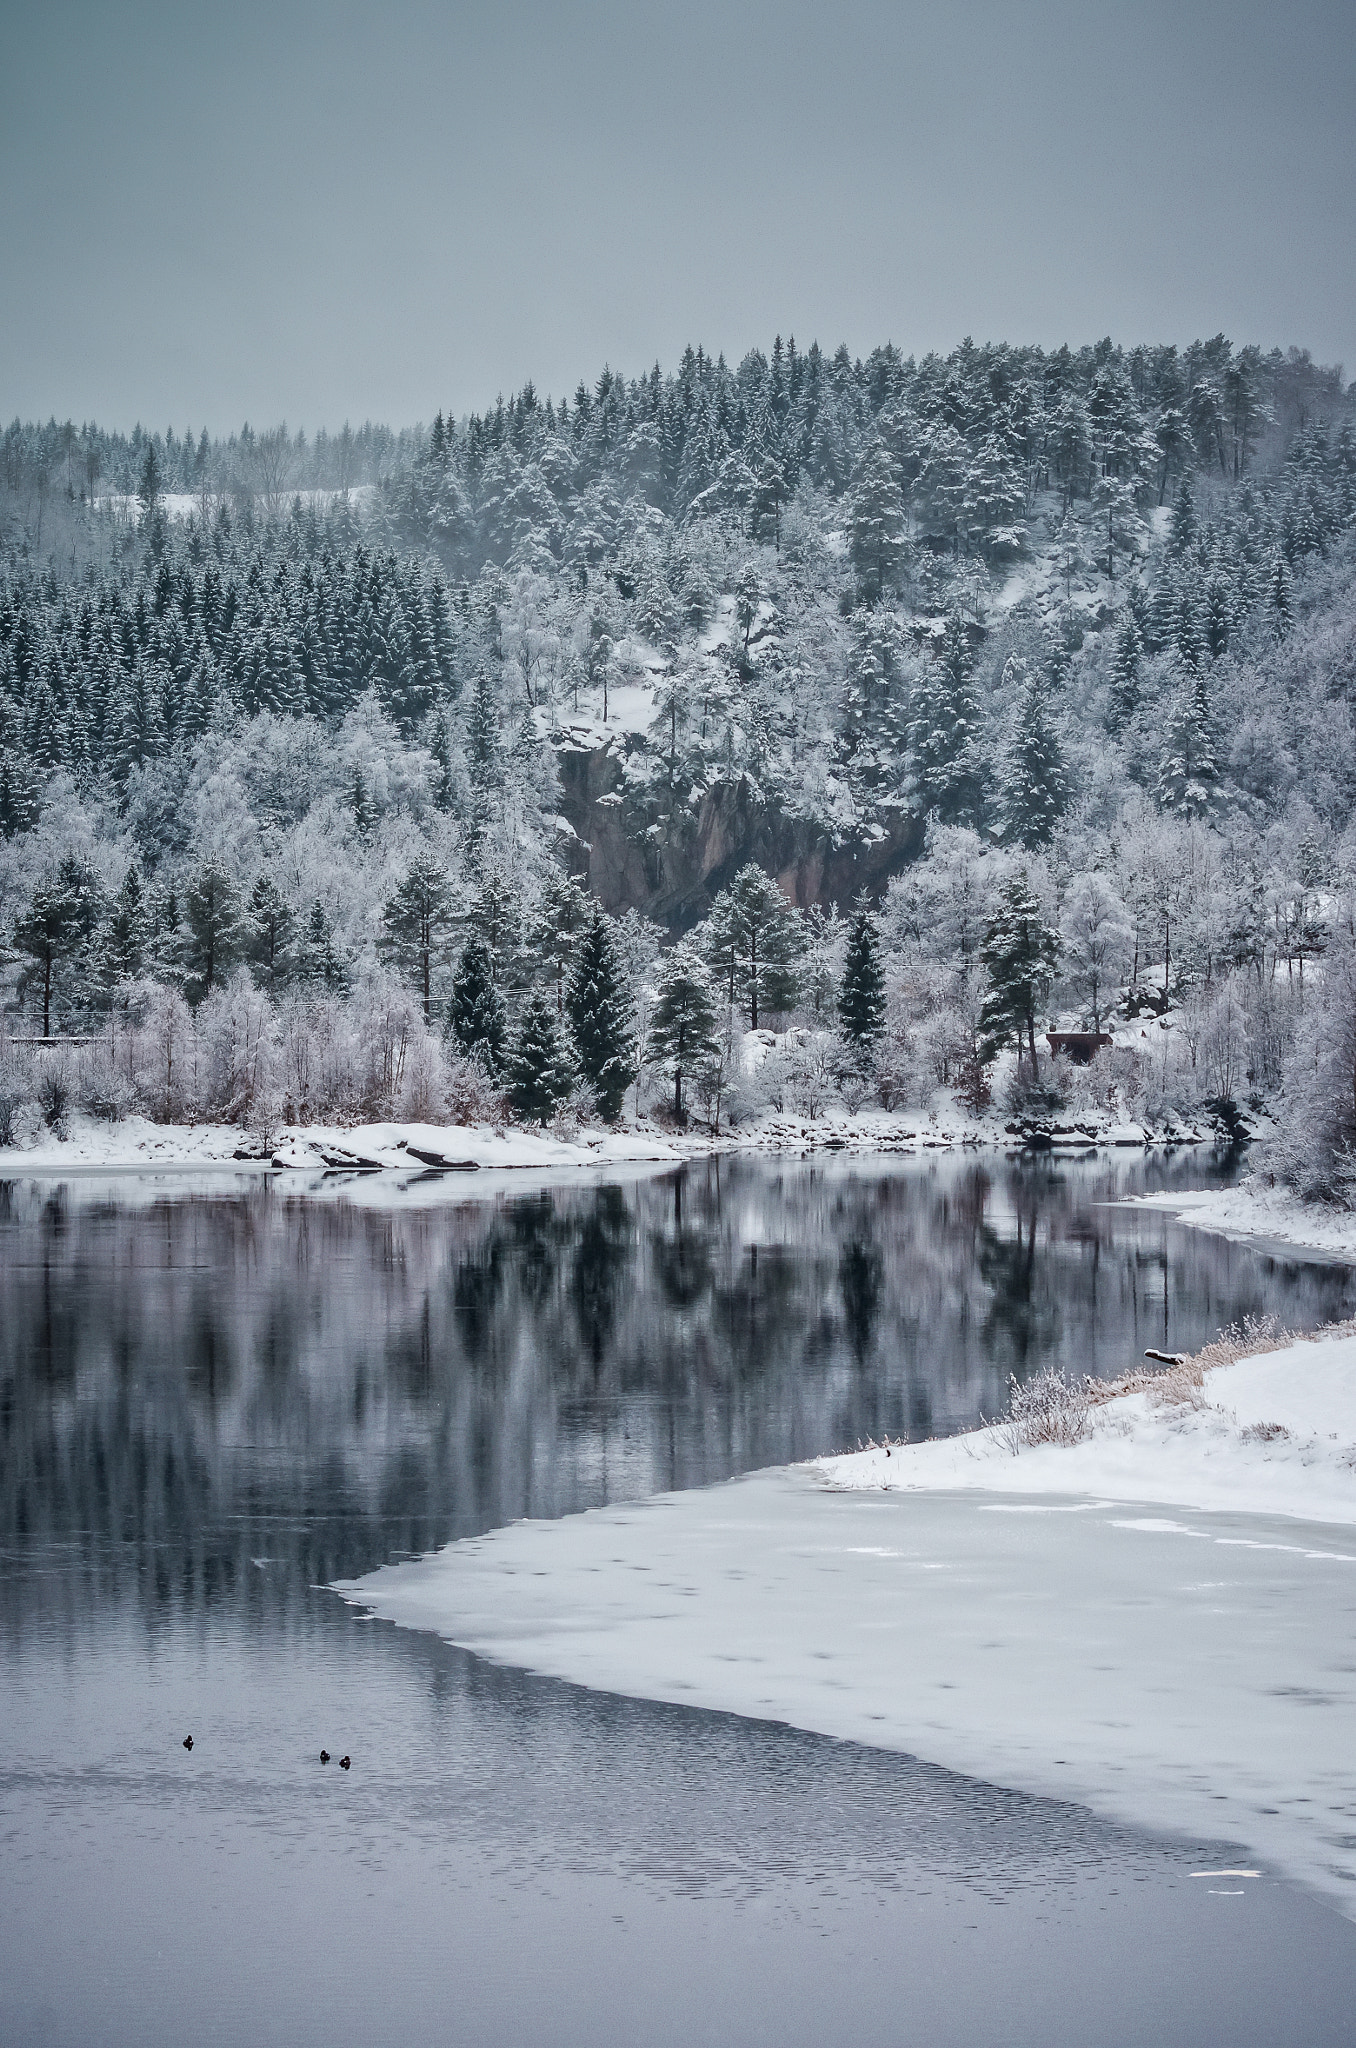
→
(3, 1151, 1356, 2046)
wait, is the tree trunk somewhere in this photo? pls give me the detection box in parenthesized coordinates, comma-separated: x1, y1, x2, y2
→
(43, 951, 52, 1037)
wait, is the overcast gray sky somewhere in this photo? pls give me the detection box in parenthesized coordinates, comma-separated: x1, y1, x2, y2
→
(2, 0, 1353, 432)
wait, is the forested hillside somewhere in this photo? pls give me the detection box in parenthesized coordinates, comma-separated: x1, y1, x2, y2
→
(2, 332, 1355, 1196)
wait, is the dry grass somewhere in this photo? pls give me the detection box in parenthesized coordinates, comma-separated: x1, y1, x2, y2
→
(1086, 1313, 1356, 1414)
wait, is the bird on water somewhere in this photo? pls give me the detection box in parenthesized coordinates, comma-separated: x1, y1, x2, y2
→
(182, 1736, 193, 1751)
(320, 1750, 330, 1764)
(339, 1755, 351, 1769)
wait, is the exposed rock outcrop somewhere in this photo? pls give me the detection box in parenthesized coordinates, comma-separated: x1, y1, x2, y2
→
(554, 738, 923, 930)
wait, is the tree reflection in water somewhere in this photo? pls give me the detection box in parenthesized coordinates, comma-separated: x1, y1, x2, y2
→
(1, 1153, 1353, 1641)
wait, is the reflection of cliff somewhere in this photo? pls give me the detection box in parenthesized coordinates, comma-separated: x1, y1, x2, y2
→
(1, 1162, 1352, 1638)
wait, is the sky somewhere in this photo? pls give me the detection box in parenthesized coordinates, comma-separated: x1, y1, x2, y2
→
(2, 0, 1353, 433)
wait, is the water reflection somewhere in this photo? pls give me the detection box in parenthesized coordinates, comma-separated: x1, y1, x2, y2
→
(1, 1152, 1354, 1641)
(5, 1153, 1356, 2048)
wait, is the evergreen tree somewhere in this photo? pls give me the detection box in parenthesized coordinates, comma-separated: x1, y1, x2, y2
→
(838, 903, 885, 1047)
(504, 984, 576, 1122)
(1268, 551, 1293, 635)
(296, 899, 348, 992)
(382, 853, 452, 1022)
(447, 936, 505, 1073)
(137, 442, 162, 517)
(978, 870, 1060, 1075)
(1158, 664, 1218, 817)
(184, 859, 241, 1003)
(907, 614, 986, 826)
(703, 865, 802, 1030)
(533, 870, 594, 1016)
(648, 945, 720, 1123)
(13, 855, 104, 1035)
(244, 871, 293, 994)
(104, 863, 148, 987)
(1168, 472, 1196, 556)
(1108, 618, 1141, 733)
(566, 912, 635, 1120)
(848, 441, 907, 602)
(997, 657, 1068, 847)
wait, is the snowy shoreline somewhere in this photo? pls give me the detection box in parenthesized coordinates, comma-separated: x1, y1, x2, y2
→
(0, 1103, 1228, 1185)
(1118, 1177, 1356, 1265)
(336, 1328, 1356, 1916)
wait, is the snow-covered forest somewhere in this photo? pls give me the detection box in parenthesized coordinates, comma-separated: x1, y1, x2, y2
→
(3, 332, 1356, 1199)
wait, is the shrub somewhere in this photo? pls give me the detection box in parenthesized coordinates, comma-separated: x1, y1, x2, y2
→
(1000, 1050, 1068, 1119)
(77, 1045, 136, 1122)
(36, 1056, 75, 1134)
(1001, 1367, 1092, 1451)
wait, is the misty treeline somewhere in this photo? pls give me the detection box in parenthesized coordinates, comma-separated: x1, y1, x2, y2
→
(1, 331, 1356, 1200)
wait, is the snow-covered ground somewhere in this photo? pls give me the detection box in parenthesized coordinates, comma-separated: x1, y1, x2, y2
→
(337, 1330, 1356, 1916)
(94, 485, 377, 523)
(0, 1101, 1117, 1184)
(1122, 1177, 1356, 1264)
(0, 1111, 698, 1179)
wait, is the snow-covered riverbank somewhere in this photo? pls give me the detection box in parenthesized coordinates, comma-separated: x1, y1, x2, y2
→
(336, 1327, 1356, 1916)
(0, 1101, 1226, 1182)
(1121, 1178, 1356, 1264)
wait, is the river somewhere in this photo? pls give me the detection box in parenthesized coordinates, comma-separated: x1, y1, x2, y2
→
(2, 1150, 1355, 2046)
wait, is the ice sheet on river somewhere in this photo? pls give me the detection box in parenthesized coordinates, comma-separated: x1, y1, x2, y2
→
(338, 1458, 1356, 1917)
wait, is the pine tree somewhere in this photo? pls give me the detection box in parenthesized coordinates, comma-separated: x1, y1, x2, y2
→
(1168, 472, 1197, 557)
(1158, 665, 1218, 818)
(907, 614, 986, 827)
(105, 864, 148, 987)
(295, 900, 348, 992)
(997, 658, 1068, 848)
(14, 855, 104, 1035)
(838, 903, 885, 1047)
(848, 441, 907, 603)
(648, 945, 720, 1123)
(1268, 551, 1293, 635)
(978, 870, 1060, 1075)
(382, 854, 452, 1022)
(703, 866, 802, 1030)
(1108, 619, 1140, 733)
(244, 872, 293, 993)
(534, 870, 594, 1016)
(504, 985, 576, 1122)
(567, 912, 635, 1121)
(447, 936, 505, 1073)
(184, 859, 240, 1004)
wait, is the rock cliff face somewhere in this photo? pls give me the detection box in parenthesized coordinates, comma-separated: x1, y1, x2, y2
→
(554, 739, 924, 931)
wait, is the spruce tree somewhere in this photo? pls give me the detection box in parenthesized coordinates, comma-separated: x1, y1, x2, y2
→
(105, 864, 148, 986)
(296, 900, 348, 993)
(848, 441, 907, 603)
(14, 855, 104, 1035)
(1158, 665, 1218, 817)
(838, 903, 885, 1047)
(907, 614, 986, 827)
(566, 912, 635, 1121)
(1108, 619, 1140, 733)
(978, 870, 1060, 1076)
(244, 872, 293, 994)
(448, 936, 505, 1073)
(505, 985, 576, 1123)
(382, 853, 452, 1022)
(703, 866, 802, 1030)
(997, 658, 1068, 847)
(649, 945, 720, 1123)
(184, 859, 240, 1004)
